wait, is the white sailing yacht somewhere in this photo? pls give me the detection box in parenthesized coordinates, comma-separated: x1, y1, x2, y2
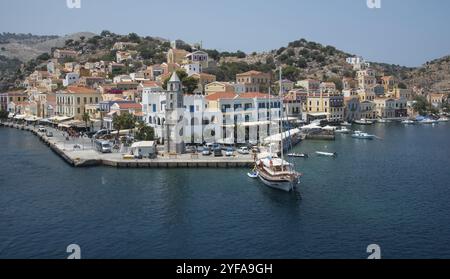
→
(255, 67, 302, 192)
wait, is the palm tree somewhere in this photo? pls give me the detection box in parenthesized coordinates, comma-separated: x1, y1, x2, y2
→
(82, 112, 90, 131)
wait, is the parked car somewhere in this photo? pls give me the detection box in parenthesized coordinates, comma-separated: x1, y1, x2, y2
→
(214, 148, 223, 157)
(237, 147, 250, 155)
(46, 131, 53, 137)
(38, 126, 47, 133)
(202, 148, 211, 156)
(225, 148, 234, 157)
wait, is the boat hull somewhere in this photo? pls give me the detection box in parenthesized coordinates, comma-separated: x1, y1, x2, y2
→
(257, 174, 297, 192)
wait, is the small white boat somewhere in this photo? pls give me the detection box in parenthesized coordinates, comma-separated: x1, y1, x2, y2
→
(377, 119, 391, 123)
(316, 151, 337, 157)
(335, 127, 351, 134)
(354, 119, 375, 125)
(247, 171, 259, 179)
(437, 117, 449, 122)
(287, 153, 309, 158)
(341, 122, 352, 127)
(420, 118, 438, 124)
(352, 131, 375, 140)
(402, 119, 415, 125)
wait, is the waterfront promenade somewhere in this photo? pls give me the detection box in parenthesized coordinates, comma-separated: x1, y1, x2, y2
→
(0, 122, 254, 169)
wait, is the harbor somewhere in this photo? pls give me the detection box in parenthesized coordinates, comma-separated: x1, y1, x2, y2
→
(0, 122, 255, 168)
(1, 119, 450, 258)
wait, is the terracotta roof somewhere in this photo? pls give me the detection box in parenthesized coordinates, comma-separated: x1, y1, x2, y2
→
(237, 92, 270, 99)
(141, 81, 161, 87)
(192, 73, 216, 79)
(116, 103, 142, 110)
(66, 86, 98, 94)
(236, 70, 265, 76)
(206, 92, 238, 101)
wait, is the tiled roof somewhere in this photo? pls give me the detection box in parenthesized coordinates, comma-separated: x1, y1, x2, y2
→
(116, 103, 142, 110)
(66, 86, 98, 94)
(236, 70, 265, 76)
(206, 92, 238, 101)
(237, 92, 270, 99)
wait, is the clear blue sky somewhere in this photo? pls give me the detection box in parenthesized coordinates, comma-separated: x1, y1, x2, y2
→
(0, 0, 449, 67)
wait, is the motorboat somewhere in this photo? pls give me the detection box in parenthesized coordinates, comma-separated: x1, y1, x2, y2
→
(287, 153, 309, 158)
(247, 171, 259, 179)
(316, 151, 337, 157)
(377, 119, 391, 123)
(341, 122, 352, 127)
(352, 130, 375, 140)
(437, 117, 449, 122)
(335, 127, 351, 134)
(354, 119, 375, 125)
(402, 119, 415, 124)
(420, 118, 438, 124)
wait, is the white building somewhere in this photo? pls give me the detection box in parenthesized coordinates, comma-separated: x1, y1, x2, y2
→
(346, 56, 370, 70)
(185, 51, 209, 69)
(63, 73, 80, 87)
(182, 63, 202, 76)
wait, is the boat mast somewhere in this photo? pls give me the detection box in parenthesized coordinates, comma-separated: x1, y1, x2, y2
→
(268, 81, 272, 156)
(279, 67, 285, 165)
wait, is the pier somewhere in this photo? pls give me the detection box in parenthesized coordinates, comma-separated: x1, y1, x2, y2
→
(0, 122, 254, 169)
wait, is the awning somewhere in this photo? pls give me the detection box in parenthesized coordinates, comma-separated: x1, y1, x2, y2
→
(13, 114, 27, 120)
(322, 125, 336, 131)
(300, 124, 322, 130)
(24, 116, 42, 121)
(263, 128, 301, 143)
(241, 121, 271, 127)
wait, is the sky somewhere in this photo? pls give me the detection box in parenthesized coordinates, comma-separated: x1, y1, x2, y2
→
(0, 0, 449, 67)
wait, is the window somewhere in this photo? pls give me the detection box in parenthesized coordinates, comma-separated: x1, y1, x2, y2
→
(153, 104, 156, 112)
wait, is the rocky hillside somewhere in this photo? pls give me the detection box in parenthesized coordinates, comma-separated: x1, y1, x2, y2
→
(0, 32, 96, 62)
(403, 56, 450, 93)
(0, 32, 449, 94)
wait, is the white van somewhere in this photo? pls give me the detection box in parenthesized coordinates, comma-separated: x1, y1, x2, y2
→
(94, 140, 112, 153)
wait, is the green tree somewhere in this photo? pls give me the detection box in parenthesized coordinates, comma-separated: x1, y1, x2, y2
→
(0, 109, 9, 122)
(398, 82, 407, 89)
(162, 69, 198, 94)
(413, 95, 428, 116)
(183, 76, 199, 94)
(128, 33, 141, 43)
(82, 112, 90, 131)
(113, 112, 136, 132)
(135, 121, 155, 141)
(282, 66, 299, 81)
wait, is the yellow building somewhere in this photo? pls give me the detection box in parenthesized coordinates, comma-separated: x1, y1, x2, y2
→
(236, 70, 271, 93)
(205, 82, 236, 96)
(358, 90, 376, 102)
(56, 86, 102, 120)
(381, 76, 398, 93)
(306, 91, 345, 122)
(167, 48, 190, 65)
